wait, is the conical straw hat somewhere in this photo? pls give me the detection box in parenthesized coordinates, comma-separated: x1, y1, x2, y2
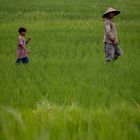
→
(102, 7, 120, 18)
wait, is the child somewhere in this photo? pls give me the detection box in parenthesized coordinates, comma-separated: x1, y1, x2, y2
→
(16, 27, 31, 64)
(102, 7, 123, 63)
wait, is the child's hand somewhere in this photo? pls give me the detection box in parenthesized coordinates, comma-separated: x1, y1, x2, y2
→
(28, 37, 31, 41)
(26, 37, 31, 44)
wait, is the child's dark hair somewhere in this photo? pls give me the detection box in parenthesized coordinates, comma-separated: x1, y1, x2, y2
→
(18, 27, 27, 34)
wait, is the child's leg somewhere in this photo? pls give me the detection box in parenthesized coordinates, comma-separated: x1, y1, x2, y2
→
(16, 58, 22, 64)
(22, 57, 29, 64)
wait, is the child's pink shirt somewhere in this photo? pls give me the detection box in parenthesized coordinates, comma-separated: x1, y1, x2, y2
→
(17, 36, 28, 58)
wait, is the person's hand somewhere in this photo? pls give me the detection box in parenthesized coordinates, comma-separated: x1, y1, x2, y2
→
(113, 37, 119, 46)
(28, 37, 31, 41)
(26, 37, 31, 44)
(113, 42, 119, 46)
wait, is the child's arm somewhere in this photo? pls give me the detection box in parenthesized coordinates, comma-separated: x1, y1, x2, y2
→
(18, 37, 30, 53)
(19, 45, 30, 53)
(26, 37, 31, 44)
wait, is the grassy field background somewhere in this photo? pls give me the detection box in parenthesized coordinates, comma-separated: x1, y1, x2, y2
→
(0, 0, 140, 140)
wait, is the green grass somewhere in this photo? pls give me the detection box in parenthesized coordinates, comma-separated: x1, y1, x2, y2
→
(0, 0, 140, 140)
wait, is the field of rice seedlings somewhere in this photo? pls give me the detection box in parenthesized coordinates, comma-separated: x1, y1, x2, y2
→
(0, 0, 140, 140)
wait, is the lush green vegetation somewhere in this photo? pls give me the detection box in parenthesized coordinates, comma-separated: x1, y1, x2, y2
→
(0, 0, 140, 140)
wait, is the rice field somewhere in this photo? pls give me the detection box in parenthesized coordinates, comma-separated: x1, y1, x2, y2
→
(0, 0, 140, 140)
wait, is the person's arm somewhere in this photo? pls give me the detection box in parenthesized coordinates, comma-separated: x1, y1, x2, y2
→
(105, 21, 115, 42)
(19, 44, 30, 53)
(19, 37, 30, 53)
(26, 37, 31, 44)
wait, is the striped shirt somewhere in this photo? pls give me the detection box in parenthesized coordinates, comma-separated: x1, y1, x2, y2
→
(17, 36, 27, 58)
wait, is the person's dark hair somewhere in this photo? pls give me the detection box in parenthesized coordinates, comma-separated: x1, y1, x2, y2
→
(18, 27, 27, 34)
